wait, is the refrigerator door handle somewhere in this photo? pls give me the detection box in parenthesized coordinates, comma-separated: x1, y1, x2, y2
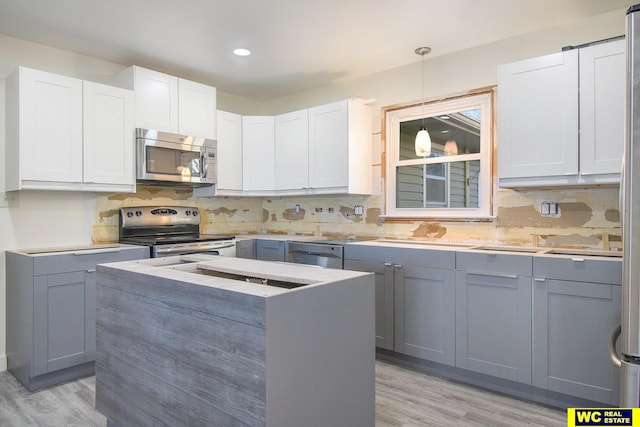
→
(611, 324, 622, 368)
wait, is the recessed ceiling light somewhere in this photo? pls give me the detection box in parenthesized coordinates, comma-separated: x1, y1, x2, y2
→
(233, 48, 251, 57)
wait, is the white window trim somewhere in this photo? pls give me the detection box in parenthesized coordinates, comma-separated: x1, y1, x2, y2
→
(385, 91, 493, 219)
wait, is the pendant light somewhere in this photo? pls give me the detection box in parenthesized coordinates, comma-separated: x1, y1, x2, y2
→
(415, 46, 432, 157)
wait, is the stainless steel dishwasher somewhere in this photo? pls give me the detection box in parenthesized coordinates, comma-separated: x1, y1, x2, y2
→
(288, 239, 356, 269)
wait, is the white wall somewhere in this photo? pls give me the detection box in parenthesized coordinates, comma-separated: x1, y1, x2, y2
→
(0, 7, 629, 371)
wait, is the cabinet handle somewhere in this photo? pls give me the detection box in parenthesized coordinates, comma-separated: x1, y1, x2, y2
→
(466, 270, 517, 280)
(571, 257, 585, 262)
(394, 264, 403, 268)
(384, 263, 392, 267)
(533, 277, 546, 282)
(87, 269, 96, 273)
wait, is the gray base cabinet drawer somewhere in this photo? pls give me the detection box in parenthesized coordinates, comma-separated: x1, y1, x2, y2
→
(6, 245, 148, 391)
(456, 251, 533, 276)
(533, 255, 621, 285)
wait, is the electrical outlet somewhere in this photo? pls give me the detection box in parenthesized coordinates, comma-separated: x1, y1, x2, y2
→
(315, 207, 323, 213)
(295, 204, 300, 214)
(540, 201, 559, 217)
(328, 207, 334, 213)
(354, 205, 364, 216)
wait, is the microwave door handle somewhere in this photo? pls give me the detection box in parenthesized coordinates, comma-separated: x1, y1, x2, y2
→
(201, 153, 208, 178)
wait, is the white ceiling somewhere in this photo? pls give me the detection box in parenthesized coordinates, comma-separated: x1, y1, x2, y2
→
(0, 0, 635, 101)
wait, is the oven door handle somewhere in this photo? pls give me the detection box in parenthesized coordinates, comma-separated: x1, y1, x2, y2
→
(298, 251, 341, 258)
(201, 153, 208, 178)
(155, 243, 235, 255)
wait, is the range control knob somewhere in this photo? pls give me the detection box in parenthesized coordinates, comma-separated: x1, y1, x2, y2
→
(135, 210, 142, 217)
(193, 210, 199, 217)
(126, 212, 134, 218)
(186, 210, 191, 216)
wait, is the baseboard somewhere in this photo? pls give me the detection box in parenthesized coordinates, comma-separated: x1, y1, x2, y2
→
(0, 354, 7, 372)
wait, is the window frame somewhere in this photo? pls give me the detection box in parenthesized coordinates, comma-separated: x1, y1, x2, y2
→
(384, 90, 494, 219)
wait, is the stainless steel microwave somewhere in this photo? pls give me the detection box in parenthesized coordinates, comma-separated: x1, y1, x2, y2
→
(136, 128, 216, 187)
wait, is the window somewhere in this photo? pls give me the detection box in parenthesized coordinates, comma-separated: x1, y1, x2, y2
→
(385, 90, 493, 219)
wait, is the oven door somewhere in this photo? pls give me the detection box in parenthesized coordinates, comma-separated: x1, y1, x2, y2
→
(137, 129, 216, 186)
(153, 241, 236, 258)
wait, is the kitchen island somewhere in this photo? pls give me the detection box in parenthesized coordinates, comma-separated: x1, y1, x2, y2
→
(94, 256, 375, 427)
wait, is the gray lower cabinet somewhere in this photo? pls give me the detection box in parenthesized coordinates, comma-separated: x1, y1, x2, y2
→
(256, 239, 286, 261)
(343, 259, 394, 349)
(344, 244, 456, 365)
(235, 238, 256, 259)
(455, 252, 532, 384)
(394, 263, 455, 365)
(6, 245, 149, 391)
(532, 256, 622, 405)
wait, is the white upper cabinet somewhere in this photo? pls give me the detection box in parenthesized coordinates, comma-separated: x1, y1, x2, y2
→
(308, 99, 372, 194)
(83, 81, 135, 187)
(178, 79, 216, 139)
(579, 40, 625, 176)
(242, 116, 275, 192)
(498, 50, 579, 183)
(498, 39, 624, 187)
(5, 67, 135, 192)
(6, 67, 83, 188)
(239, 99, 372, 196)
(275, 109, 309, 192)
(216, 110, 243, 192)
(131, 66, 178, 133)
(118, 65, 216, 139)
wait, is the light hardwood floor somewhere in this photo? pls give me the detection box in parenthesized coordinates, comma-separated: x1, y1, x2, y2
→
(0, 361, 566, 426)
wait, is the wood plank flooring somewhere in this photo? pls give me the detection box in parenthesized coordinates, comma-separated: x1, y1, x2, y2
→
(0, 361, 566, 426)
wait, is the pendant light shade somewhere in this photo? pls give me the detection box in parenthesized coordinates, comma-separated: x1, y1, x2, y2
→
(415, 126, 432, 157)
(444, 140, 459, 156)
(415, 46, 432, 157)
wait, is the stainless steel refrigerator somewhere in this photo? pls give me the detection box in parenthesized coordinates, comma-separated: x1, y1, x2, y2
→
(620, 3, 640, 408)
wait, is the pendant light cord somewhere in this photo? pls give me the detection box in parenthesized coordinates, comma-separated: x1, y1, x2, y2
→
(421, 51, 425, 128)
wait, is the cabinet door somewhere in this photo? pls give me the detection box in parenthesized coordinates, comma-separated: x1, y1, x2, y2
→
(19, 67, 83, 183)
(275, 109, 309, 191)
(498, 50, 579, 180)
(344, 259, 394, 350)
(579, 40, 625, 176)
(455, 270, 532, 383)
(533, 279, 621, 404)
(242, 116, 275, 191)
(395, 265, 456, 365)
(216, 110, 243, 190)
(178, 78, 216, 139)
(134, 67, 178, 133)
(33, 271, 90, 375)
(235, 239, 256, 259)
(255, 240, 285, 261)
(308, 100, 348, 189)
(83, 81, 135, 187)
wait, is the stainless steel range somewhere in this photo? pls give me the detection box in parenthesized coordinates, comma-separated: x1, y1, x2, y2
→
(118, 206, 235, 258)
